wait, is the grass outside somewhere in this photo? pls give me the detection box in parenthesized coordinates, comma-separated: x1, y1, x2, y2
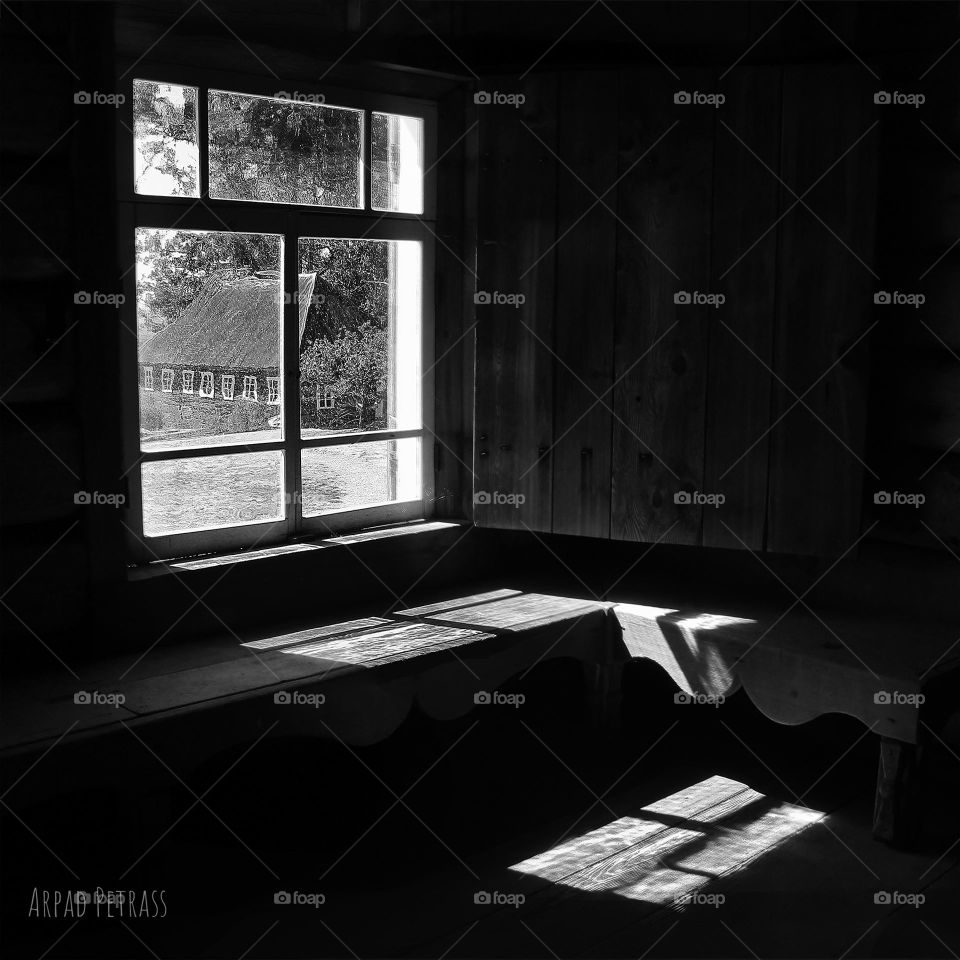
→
(142, 442, 395, 537)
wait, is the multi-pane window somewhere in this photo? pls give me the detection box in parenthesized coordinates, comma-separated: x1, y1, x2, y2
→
(125, 75, 433, 559)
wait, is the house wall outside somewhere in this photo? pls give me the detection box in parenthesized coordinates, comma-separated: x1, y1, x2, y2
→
(139, 364, 280, 440)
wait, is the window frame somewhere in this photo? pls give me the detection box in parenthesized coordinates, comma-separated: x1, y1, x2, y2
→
(198, 370, 214, 398)
(221, 374, 235, 401)
(118, 65, 437, 563)
(182, 369, 194, 394)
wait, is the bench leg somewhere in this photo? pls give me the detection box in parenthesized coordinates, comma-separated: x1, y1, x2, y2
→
(584, 661, 623, 732)
(873, 737, 917, 846)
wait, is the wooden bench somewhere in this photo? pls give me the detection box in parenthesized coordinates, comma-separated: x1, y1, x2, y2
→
(0, 589, 611, 816)
(609, 600, 960, 844)
(3, 585, 954, 848)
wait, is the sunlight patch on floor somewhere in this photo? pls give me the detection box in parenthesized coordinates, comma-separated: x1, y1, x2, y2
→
(510, 775, 823, 904)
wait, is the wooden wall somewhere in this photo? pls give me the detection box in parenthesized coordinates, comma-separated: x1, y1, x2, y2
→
(474, 64, 880, 556)
(1, 3, 116, 655)
(865, 58, 960, 555)
(2, 0, 959, 672)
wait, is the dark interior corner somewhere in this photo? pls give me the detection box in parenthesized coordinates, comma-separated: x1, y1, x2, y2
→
(2, 2, 960, 958)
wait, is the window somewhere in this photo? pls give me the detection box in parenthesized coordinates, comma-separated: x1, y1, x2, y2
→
(123, 74, 434, 559)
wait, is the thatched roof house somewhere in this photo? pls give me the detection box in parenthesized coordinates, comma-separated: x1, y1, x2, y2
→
(138, 271, 316, 403)
(140, 271, 316, 371)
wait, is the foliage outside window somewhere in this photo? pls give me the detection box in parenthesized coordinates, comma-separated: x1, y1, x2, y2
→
(127, 76, 430, 556)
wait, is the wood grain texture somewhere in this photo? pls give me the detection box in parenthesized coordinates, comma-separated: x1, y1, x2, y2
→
(400, 591, 607, 632)
(611, 600, 960, 743)
(551, 70, 618, 538)
(395, 587, 522, 617)
(474, 73, 558, 532)
(279, 620, 493, 666)
(463, 774, 820, 956)
(434, 85, 475, 521)
(702, 67, 782, 550)
(610, 68, 715, 544)
(766, 66, 878, 556)
(242, 617, 392, 650)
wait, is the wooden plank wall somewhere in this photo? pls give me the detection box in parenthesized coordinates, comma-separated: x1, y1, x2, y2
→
(474, 65, 880, 557)
(551, 71, 618, 539)
(611, 68, 714, 546)
(865, 57, 960, 553)
(766, 66, 878, 555)
(701, 68, 781, 551)
(474, 75, 558, 532)
(433, 85, 477, 521)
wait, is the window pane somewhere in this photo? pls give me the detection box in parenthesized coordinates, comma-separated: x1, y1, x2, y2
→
(142, 451, 283, 536)
(208, 90, 363, 207)
(136, 228, 288, 452)
(298, 238, 421, 437)
(301, 438, 420, 517)
(371, 112, 424, 214)
(133, 80, 199, 197)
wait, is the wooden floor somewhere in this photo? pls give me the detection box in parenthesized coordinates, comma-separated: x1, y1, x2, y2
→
(5, 657, 958, 959)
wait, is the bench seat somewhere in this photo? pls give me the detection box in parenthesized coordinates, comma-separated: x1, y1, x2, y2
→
(0, 589, 610, 767)
(609, 599, 960, 844)
(2, 583, 954, 848)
